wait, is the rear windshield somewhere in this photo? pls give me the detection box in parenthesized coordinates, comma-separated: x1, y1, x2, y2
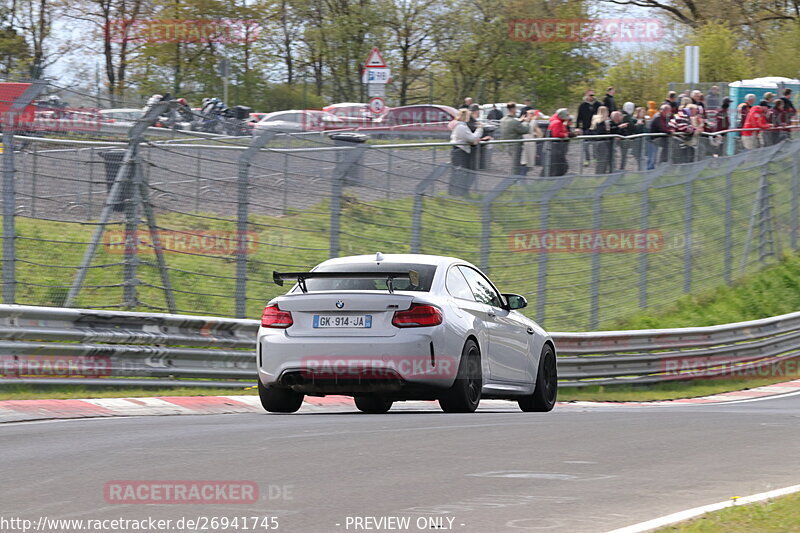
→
(299, 263, 438, 292)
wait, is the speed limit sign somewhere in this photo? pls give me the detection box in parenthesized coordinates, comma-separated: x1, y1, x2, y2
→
(368, 97, 386, 115)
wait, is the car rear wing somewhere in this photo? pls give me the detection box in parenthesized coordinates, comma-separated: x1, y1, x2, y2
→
(273, 270, 419, 294)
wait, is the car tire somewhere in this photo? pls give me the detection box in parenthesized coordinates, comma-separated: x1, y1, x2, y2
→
(439, 339, 482, 413)
(519, 344, 558, 412)
(258, 380, 304, 413)
(354, 396, 393, 414)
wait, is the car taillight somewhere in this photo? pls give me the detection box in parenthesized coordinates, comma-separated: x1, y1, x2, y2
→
(392, 304, 443, 328)
(261, 304, 293, 328)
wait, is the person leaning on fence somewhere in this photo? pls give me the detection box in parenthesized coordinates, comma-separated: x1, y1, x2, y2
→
(668, 103, 702, 163)
(520, 109, 544, 173)
(738, 94, 756, 128)
(741, 103, 769, 150)
(709, 97, 732, 156)
(545, 109, 577, 177)
(500, 102, 530, 175)
(578, 90, 600, 166)
(766, 99, 789, 145)
(646, 104, 673, 170)
(618, 102, 636, 170)
(449, 108, 486, 196)
(590, 106, 613, 174)
(781, 89, 796, 121)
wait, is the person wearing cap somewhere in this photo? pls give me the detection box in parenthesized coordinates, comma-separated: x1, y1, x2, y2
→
(500, 102, 530, 175)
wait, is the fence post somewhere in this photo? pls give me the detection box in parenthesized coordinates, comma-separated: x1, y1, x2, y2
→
(66, 100, 171, 308)
(590, 172, 625, 330)
(30, 142, 37, 217)
(480, 175, 521, 273)
(535, 176, 574, 326)
(638, 167, 666, 309)
(724, 171, 733, 284)
(1, 80, 45, 304)
(410, 164, 448, 254)
(236, 130, 275, 318)
(329, 145, 368, 258)
(792, 153, 799, 251)
(122, 149, 141, 309)
(2, 133, 15, 303)
(683, 177, 693, 293)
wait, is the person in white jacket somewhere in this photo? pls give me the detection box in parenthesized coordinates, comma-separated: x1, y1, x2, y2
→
(450, 108, 485, 195)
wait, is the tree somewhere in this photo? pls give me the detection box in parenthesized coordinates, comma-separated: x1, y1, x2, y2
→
(0, 7, 32, 77)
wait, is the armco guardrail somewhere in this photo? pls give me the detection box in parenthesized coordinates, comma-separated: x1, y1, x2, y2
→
(1, 305, 798, 389)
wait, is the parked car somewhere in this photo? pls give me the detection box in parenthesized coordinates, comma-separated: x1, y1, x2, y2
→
(98, 108, 143, 125)
(323, 102, 382, 127)
(257, 253, 558, 414)
(376, 104, 458, 135)
(253, 109, 344, 134)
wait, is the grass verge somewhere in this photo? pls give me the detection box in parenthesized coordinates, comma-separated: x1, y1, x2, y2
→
(653, 491, 800, 533)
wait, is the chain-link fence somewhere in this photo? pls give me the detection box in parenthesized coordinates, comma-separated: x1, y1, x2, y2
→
(1, 88, 798, 331)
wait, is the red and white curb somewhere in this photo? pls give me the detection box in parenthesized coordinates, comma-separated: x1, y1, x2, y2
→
(1, 379, 799, 424)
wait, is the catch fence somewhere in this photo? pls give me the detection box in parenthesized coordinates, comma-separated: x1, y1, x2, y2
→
(1, 98, 798, 331)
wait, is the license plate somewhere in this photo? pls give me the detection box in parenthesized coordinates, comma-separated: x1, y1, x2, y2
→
(313, 315, 373, 328)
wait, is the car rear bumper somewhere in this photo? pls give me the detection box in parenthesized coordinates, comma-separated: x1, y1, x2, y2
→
(257, 331, 458, 394)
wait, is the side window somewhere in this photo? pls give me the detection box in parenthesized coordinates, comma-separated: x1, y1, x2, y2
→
(446, 267, 475, 301)
(458, 266, 503, 308)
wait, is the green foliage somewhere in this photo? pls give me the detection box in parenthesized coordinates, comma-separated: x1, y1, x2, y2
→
(688, 22, 752, 82)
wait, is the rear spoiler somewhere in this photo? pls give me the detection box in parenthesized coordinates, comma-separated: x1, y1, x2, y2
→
(273, 270, 419, 294)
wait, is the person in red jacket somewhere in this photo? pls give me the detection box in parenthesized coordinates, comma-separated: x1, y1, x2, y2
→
(545, 109, 576, 176)
(742, 104, 770, 150)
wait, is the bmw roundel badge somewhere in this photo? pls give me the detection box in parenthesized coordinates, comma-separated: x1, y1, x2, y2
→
(335, 300, 345, 309)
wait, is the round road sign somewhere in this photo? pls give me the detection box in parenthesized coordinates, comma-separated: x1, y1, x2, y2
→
(368, 97, 386, 115)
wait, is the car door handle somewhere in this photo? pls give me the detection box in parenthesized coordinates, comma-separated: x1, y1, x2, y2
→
(487, 309, 496, 317)
(526, 327, 535, 335)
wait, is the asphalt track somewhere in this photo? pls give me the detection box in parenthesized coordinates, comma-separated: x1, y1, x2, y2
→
(2, 393, 800, 533)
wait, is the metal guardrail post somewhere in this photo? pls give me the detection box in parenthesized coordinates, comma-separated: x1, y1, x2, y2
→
(329, 145, 367, 258)
(236, 130, 276, 318)
(2, 133, 15, 304)
(480, 174, 522, 273)
(410, 164, 448, 254)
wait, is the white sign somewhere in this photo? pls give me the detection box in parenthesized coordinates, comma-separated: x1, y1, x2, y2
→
(368, 97, 386, 115)
(364, 47, 386, 68)
(367, 84, 385, 98)
(684, 45, 699, 84)
(362, 67, 391, 84)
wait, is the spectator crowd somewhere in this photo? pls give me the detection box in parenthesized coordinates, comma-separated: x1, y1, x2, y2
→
(448, 86, 798, 187)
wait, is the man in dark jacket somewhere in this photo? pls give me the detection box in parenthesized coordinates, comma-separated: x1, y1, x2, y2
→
(603, 87, 617, 113)
(577, 90, 599, 165)
(781, 89, 796, 120)
(664, 91, 678, 112)
(499, 102, 530, 175)
(518, 99, 533, 117)
(647, 104, 672, 169)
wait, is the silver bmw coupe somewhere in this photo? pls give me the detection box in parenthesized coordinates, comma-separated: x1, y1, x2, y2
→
(257, 253, 557, 414)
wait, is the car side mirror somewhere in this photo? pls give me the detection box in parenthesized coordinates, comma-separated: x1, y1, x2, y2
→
(503, 293, 528, 310)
